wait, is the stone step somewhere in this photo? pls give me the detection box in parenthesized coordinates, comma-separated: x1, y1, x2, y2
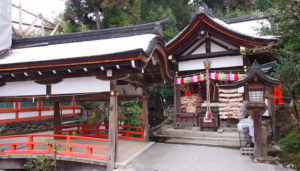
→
(165, 137, 243, 149)
(161, 128, 240, 139)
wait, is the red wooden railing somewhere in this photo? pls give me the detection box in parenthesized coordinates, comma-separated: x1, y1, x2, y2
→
(0, 134, 108, 160)
(57, 124, 144, 142)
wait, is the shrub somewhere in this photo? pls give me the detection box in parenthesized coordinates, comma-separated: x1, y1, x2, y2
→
(277, 127, 300, 169)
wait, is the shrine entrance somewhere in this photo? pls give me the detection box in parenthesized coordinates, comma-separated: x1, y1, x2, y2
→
(166, 2, 278, 133)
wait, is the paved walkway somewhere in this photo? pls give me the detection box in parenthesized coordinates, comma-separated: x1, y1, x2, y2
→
(126, 143, 291, 171)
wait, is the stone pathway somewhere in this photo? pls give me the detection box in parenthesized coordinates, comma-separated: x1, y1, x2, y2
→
(126, 143, 293, 171)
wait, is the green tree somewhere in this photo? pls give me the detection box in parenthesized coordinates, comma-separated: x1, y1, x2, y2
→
(119, 101, 142, 126)
(252, 0, 300, 122)
(63, 0, 140, 31)
(140, 0, 192, 32)
(143, 3, 179, 41)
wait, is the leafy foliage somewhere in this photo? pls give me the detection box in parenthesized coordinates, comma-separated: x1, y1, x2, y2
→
(142, 3, 178, 42)
(119, 101, 142, 126)
(63, 0, 141, 31)
(0, 127, 4, 153)
(277, 127, 300, 169)
(141, 0, 192, 31)
(101, 5, 129, 28)
(251, 0, 300, 122)
(24, 155, 54, 171)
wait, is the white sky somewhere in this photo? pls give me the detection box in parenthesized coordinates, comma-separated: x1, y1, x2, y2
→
(12, 0, 66, 26)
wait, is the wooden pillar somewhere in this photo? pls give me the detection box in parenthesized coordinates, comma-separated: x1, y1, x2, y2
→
(270, 86, 277, 142)
(173, 84, 180, 127)
(107, 80, 118, 171)
(142, 87, 149, 141)
(53, 101, 61, 135)
(253, 108, 262, 157)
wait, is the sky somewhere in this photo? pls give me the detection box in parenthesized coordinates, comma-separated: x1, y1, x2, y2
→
(12, 0, 66, 27)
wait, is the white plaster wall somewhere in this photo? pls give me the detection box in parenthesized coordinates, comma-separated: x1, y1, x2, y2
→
(19, 111, 39, 118)
(178, 55, 243, 71)
(210, 36, 238, 50)
(52, 77, 110, 95)
(0, 81, 46, 96)
(0, 113, 15, 120)
(41, 110, 53, 116)
(191, 44, 206, 55)
(211, 43, 226, 52)
(62, 109, 73, 114)
(182, 39, 204, 56)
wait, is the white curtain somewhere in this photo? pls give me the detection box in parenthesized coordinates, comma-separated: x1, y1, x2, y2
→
(0, 0, 12, 51)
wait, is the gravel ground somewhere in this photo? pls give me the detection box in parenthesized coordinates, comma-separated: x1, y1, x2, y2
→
(127, 143, 292, 171)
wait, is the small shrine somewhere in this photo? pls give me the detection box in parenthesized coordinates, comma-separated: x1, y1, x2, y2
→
(167, 1, 280, 133)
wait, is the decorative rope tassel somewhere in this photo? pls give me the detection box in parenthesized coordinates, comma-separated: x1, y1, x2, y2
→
(203, 59, 212, 120)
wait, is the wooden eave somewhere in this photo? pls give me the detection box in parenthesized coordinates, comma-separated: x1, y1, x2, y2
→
(0, 41, 173, 87)
(167, 13, 277, 56)
(0, 50, 142, 72)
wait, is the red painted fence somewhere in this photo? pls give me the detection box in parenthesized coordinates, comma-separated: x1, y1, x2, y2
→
(0, 134, 108, 160)
(57, 124, 144, 142)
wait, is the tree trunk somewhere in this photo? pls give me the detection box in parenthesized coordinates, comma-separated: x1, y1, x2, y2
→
(53, 101, 61, 135)
(93, 4, 101, 30)
(292, 90, 300, 123)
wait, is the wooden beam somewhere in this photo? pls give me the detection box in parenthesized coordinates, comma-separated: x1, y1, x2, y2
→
(34, 76, 63, 85)
(124, 74, 145, 87)
(12, 26, 20, 38)
(0, 67, 141, 83)
(53, 101, 61, 135)
(142, 87, 149, 141)
(19, 3, 22, 36)
(177, 49, 241, 61)
(12, 21, 57, 31)
(96, 74, 129, 81)
(12, 3, 59, 27)
(107, 80, 118, 171)
(173, 83, 181, 127)
(41, 15, 44, 36)
(23, 15, 40, 37)
(50, 23, 61, 36)
(206, 39, 211, 53)
(0, 92, 111, 102)
(46, 84, 51, 95)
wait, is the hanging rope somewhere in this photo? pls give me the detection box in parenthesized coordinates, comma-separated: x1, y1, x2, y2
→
(205, 68, 212, 120)
(204, 59, 212, 120)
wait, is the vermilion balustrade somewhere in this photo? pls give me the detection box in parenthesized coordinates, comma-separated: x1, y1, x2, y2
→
(57, 124, 144, 142)
(0, 134, 108, 160)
